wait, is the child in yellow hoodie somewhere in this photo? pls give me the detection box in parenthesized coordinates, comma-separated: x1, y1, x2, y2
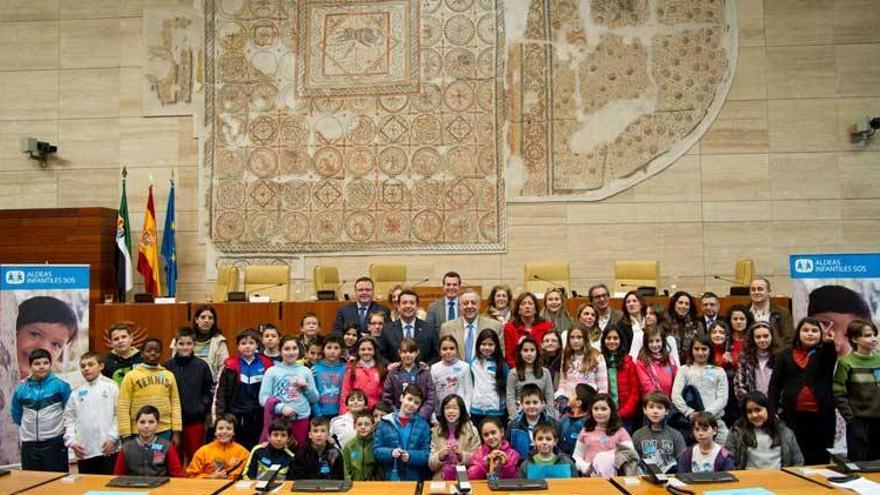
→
(186, 414, 249, 479)
(116, 338, 182, 442)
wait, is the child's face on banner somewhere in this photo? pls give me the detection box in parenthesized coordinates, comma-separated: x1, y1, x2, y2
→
(17, 322, 69, 378)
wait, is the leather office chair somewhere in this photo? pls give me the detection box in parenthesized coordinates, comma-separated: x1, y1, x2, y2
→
(614, 260, 660, 293)
(369, 263, 406, 298)
(314, 265, 341, 300)
(524, 262, 571, 294)
(244, 265, 290, 301)
(211, 265, 240, 302)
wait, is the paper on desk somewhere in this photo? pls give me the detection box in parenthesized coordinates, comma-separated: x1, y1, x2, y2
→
(829, 477, 880, 495)
(704, 488, 775, 495)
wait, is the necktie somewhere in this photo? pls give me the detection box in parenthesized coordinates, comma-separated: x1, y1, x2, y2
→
(464, 322, 475, 362)
(447, 299, 456, 321)
(404, 324, 413, 339)
(358, 306, 367, 329)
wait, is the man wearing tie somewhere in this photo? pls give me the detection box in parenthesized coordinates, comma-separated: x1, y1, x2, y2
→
(332, 276, 390, 334)
(379, 289, 438, 364)
(425, 271, 461, 335)
(698, 292, 720, 333)
(440, 288, 503, 363)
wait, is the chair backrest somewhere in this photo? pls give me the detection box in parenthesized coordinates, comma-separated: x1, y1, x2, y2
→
(734, 259, 755, 286)
(212, 265, 239, 302)
(524, 262, 570, 294)
(369, 263, 406, 298)
(244, 265, 290, 301)
(314, 265, 341, 299)
(614, 260, 660, 293)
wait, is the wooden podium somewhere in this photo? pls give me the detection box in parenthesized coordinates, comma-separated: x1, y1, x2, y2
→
(0, 207, 118, 331)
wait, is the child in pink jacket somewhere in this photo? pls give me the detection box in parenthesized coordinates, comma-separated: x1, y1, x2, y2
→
(467, 417, 520, 480)
(635, 327, 678, 396)
(339, 337, 384, 413)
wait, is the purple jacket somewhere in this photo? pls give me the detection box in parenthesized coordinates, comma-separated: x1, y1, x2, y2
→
(381, 362, 437, 421)
(467, 441, 520, 480)
(677, 445, 735, 473)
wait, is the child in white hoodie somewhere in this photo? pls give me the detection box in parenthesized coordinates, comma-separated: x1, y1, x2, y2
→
(64, 352, 120, 474)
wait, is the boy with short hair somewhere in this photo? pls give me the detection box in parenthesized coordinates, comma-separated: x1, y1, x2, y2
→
(117, 338, 182, 443)
(557, 383, 594, 456)
(313, 335, 347, 419)
(243, 419, 296, 480)
(165, 327, 214, 464)
(343, 410, 382, 481)
(833, 319, 880, 461)
(517, 422, 578, 479)
(12, 349, 72, 472)
(677, 411, 734, 473)
(114, 405, 184, 477)
(633, 391, 686, 473)
(292, 416, 344, 479)
(299, 313, 322, 350)
(372, 402, 393, 427)
(102, 323, 143, 384)
(185, 413, 249, 479)
(373, 384, 432, 481)
(215, 328, 274, 450)
(507, 383, 558, 459)
(64, 351, 120, 474)
(304, 337, 325, 368)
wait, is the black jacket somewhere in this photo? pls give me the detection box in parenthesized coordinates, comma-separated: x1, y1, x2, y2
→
(379, 318, 439, 364)
(291, 442, 344, 480)
(768, 342, 836, 443)
(165, 355, 214, 424)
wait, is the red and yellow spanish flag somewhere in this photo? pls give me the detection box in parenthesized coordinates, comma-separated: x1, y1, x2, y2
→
(137, 185, 162, 296)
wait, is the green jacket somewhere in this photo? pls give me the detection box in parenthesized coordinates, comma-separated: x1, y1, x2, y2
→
(833, 351, 880, 422)
(342, 434, 382, 481)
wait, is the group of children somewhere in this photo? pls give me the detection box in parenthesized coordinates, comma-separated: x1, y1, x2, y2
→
(11, 303, 880, 482)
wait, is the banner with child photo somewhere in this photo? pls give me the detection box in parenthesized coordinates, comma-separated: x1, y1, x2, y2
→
(0, 264, 90, 465)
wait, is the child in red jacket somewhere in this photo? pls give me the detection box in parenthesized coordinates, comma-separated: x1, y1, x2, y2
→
(601, 327, 640, 431)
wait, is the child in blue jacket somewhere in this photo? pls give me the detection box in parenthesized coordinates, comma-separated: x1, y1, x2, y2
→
(312, 335, 347, 419)
(12, 349, 72, 472)
(373, 384, 431, 481)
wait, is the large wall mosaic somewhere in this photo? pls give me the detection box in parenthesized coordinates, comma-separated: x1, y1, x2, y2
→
(203, 0, 506, 253)
(506, 0, 737, 201)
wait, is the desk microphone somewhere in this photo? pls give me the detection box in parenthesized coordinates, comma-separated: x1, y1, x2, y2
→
(411, 277, 431, 287)
(331, 433, 344, 451)
(712, 275, 744, 286)
(532, 274, 567, 297)
(247, 283, 286, 297)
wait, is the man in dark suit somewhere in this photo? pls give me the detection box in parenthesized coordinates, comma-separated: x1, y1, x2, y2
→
(379, 289, 438, 364)
(332, 276, 390, 334)
(698, 291, 721, 332)
(425, 271, 461, 335)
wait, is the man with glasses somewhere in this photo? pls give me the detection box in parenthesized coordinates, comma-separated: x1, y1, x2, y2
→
(588, 284, 622, 331)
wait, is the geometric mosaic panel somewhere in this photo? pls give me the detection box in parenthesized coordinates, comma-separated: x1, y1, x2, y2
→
(204, 0, 506, 253)
(297, 0, 420, 97)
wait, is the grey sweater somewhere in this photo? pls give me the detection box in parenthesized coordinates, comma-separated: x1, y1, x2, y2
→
(632, 425, 686, 473)
(505, 367, 556, 418)
(724, 421, 804, 470)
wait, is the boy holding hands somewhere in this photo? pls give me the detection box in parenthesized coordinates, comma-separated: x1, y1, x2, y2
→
(632, 391, 686, 473)
(373, 384, 432, 481)
(64, 352, 119, 474)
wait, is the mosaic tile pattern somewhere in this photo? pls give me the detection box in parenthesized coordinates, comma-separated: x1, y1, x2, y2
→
(507, 0, 737, 201)
(204, 0, 506, 253)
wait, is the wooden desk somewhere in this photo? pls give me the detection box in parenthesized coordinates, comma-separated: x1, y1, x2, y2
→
(423, 478, 622, 495)
(783, 465, 880, 487)
(265, 480, 417, 494)
(94, 302, 190, 357)
(23, 474, 234, 494)
(0, 470, 66, 495)
(613, 468, 837, 495)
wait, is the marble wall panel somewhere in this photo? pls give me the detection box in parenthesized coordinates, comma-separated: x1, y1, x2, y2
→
(0, 21, 58, 70)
